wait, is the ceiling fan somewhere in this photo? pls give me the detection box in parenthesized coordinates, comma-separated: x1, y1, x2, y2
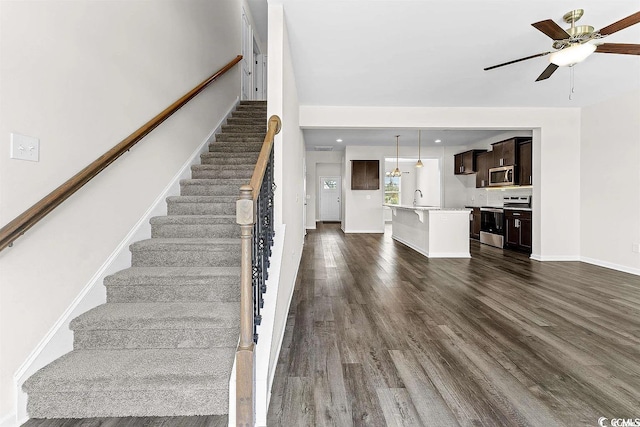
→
(484, 9, 640, 81)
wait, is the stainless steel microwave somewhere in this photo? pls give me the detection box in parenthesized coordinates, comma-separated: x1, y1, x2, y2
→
(489, 165, 515, 187)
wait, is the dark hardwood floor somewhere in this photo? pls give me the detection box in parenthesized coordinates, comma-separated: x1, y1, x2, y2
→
(267, 223, 640, 426)
(22, 416, 226, 427)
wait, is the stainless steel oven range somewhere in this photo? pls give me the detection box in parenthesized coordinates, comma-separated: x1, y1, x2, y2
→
(480, 207, 504, 248)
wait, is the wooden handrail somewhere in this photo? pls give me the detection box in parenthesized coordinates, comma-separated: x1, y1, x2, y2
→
(248, 115, 281, 200)
(236, 114, 281, 427)
(0, 55, 242, 252)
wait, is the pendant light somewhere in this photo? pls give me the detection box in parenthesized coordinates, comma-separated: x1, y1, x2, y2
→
(416, 130, 424, 168)
(391, 135, 401, 177)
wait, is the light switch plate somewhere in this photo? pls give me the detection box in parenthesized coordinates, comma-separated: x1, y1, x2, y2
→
(10, 133, 39, 161)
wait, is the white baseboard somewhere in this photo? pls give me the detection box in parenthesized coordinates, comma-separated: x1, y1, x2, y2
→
(530, 254, 580, 261)
(580, 256, 640, 276)
(12, 98, 239, 425)
(342, 229, 385, 234)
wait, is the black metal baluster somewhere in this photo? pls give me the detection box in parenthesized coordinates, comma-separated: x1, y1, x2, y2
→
(250, 147, 276, 343)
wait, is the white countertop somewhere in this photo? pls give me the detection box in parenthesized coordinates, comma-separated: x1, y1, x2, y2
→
(384, 204, 471, 212)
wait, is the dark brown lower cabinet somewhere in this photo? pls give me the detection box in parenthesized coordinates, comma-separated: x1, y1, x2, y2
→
(505, 210, 532, 253)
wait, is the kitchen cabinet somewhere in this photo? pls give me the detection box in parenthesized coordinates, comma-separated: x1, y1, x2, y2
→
(351, 160, 379, 190)
(490, 137, 531, 168)
(454, 149, 486, 175)
(469, 207, 481, 239)
(504, 209, 532, 253)
(519, 141, 532, 186)
(475, 151, 491, 188)
(491, 138, 517, 167)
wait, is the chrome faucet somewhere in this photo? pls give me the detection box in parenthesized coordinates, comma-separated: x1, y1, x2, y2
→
(413, 189, 423, 206)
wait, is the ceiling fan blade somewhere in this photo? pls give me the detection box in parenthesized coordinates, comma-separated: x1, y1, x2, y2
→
(484, 52, 551, 71)
(532, 19, 571, 40)
(595, 43, 640, 55)
(598, 11, 640, 36)
(535, 63, 559, 81)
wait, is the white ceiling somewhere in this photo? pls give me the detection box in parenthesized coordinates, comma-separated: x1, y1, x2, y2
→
(304, 128, 517, 150)
(248, 0, 640, 148)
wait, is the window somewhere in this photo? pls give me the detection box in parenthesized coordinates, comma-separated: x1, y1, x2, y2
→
(323, 179, 338, 190)
(384, 175, 400, 204)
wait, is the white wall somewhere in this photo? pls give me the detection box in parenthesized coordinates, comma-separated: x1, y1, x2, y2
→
(580, 90, 640, 274)
(299, 106, 582, 260)
(261, 4, 306, 425)
(416, 159, 441, 207)
(343, 146, 385, 233)
(305, 150, 343, 228)
(0, 1, 244, 422)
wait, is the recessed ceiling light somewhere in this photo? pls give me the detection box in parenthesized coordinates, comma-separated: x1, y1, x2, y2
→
(336, 138, 343, 142)
(435, 139, 442, 143)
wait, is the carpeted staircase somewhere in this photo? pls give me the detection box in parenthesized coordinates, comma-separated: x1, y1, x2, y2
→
(22, 101, 267, 418)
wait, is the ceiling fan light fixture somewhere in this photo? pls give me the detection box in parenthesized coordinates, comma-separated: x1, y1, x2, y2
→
(549, 43, 596, 66)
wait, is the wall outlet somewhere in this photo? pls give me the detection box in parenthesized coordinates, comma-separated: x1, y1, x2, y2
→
(10, 133, 39, 162)
(632, 243, 640, 254)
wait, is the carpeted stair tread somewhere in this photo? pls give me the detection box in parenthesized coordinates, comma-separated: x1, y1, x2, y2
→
(23, 348, 235, 392)
(71, 302, 239, 330)
(200, 153, 259, 165)
(131, 237, 240, 249)
(214, 133, 265, 142)
(104, 267, 240, 303)
(180, 180, 247, 196)
(191, 165, 253, 179)
(105, 266, 241, 284)
(150, 215, 238, 238)
(209, 140, 264, 147)
(226, 117, 266, 125)
(221, 125, 266, 133)
(130, 238, 241, 267)
(208, 144, 263, 151)
(180, 178, 248, 186)
(167, 195, 237, 204)
(166, 196, 237, 216)
(150, 215, 236, 226)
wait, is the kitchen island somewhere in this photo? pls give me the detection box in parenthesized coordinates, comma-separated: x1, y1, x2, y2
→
(386, 205, 471, 258)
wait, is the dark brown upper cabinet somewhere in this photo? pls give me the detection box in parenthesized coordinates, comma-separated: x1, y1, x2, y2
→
(454, 149, 487, 175)
(475, 151, 492, 188)
(519, 141, 532, 186)
(491, 137, 531, 168)
(351, 160, 379, 190)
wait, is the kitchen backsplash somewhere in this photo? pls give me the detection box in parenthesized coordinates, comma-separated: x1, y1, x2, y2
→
(466, 187, 533, 207)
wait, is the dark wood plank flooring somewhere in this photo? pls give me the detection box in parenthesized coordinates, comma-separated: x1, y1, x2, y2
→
(267, 223, 640, 426)
(22, 416, 226, 427)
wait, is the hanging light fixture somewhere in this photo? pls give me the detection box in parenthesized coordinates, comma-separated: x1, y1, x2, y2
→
(416, 130, 424, 168)
(391, 135, 401, 177)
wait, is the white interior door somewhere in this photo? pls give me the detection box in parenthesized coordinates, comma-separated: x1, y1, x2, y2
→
(241, 10, 253, 100)
(255, 54, 267, 100)
(319, 176, 341, 221)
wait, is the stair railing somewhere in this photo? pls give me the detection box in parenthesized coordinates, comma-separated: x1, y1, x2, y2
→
(236, 114, 281, 427)
(0, 55, 243, 252)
